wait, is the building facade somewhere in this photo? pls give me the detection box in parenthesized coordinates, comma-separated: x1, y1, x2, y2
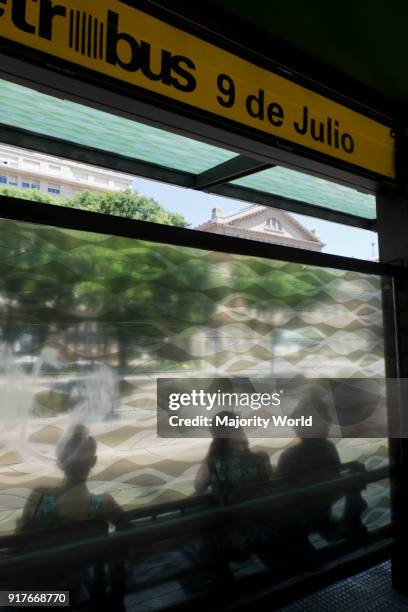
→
(196, 205, 325, 252)
(0, 144, 133, 198)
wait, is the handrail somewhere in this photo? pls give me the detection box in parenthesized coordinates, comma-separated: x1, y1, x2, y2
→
(0, 460, 374, 549)
(0, 464, 390, 577)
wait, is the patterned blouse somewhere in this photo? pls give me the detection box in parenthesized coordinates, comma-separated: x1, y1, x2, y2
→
(208, 451, 272, 494)
(32, 489, 104, 528)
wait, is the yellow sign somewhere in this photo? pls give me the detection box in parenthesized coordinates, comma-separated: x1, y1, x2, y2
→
(0, 0, 395, 178)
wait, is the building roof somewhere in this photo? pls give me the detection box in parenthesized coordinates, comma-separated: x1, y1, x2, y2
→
(213, 204, 321, 240)
(196, 205, 325, 251)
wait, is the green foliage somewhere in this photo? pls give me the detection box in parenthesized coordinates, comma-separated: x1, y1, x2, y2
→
(0, 218, 217, 368)
(0, 186, 188, 227)
(0, 186, 57, 204)
(63, 190, 188, 227)
(0, 187, 196, 368)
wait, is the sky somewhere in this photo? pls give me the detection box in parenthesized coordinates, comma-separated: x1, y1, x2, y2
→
(134, 176, 378, 261)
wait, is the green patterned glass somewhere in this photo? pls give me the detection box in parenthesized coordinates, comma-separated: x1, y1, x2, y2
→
(0, 79, 236, 173)
(232, 166, 376, 219)
(0, 218, 389, 538)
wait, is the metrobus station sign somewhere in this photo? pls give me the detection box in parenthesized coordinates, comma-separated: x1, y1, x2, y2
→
(0, 0, 396, 179)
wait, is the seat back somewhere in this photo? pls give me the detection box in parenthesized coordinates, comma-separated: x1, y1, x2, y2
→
(0, 518, 110, 601)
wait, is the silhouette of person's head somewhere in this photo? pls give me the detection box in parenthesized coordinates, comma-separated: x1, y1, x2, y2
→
(292, 398, 330, 439)
(56, 424, 97, 482)
(208, 411, 249, 457)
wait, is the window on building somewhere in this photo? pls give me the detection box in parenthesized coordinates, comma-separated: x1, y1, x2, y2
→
(22, 179, 40, 190)
(49, 164, 61, 174)
(0, 156, 18, 168)
(48, 184, 61, 195)
(266, 217, 283, 231)
(0, 175, 18, 186)
(75, 171, 89, 182)
(23, 159, 41, 171)
(115, 181, 129, 190)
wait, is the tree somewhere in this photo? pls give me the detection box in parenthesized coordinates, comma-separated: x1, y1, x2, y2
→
(0, 186, 57, 204)
(62, 189, 188, 227)
(0, 186, 188, 227)
(0, 185, 208, 370)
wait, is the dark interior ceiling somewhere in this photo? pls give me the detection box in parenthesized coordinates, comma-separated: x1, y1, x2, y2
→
(208, 0, 408, 109)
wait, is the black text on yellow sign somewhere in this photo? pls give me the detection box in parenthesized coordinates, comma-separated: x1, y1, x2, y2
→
(0, 0, 395, 178)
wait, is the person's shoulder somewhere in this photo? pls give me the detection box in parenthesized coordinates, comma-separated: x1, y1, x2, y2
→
(18, 487, 53, 532)
(253, 450, 272, 467)
(319, 438, 340, 456)
(277, 443, 300, 471)
(325, 439, 341, 462)
(253, 450, 269, 460)
(27, 486, 54, 504)
(100, 492, 115, 508)
(252, 450, 274, 478)
(279, 443, 299, 460)
(100, 493, 126, 525)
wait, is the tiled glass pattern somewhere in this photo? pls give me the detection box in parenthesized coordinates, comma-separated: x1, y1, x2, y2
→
(0, 218, 390, 535)
(0, 80, 236, 173)
(233, 166, 376, 219)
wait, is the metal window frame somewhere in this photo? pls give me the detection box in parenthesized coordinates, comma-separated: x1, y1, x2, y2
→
(0, 191, 400, 611)
(0, 122, 376, 230)
(0, 193, 402, 279)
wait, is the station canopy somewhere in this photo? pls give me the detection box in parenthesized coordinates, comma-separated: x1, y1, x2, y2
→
(0, 79, 375, 229)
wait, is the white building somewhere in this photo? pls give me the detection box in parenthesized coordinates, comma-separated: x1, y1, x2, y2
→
(196, 206, 324, 252)
(0, 144, 133, 198)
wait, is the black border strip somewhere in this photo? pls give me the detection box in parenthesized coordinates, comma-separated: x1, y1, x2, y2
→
(0, 195, 403, 278)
